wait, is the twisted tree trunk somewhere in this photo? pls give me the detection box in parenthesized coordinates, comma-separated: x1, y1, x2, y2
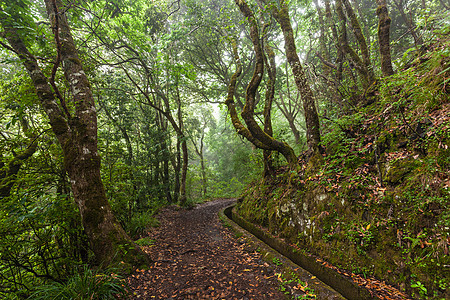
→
(226, 1, 298, 169)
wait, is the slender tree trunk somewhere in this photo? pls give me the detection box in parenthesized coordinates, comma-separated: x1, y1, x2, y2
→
(179, 139, 188, 204)
(376, 0, 395, 77)
(175, 80, 188, 205)
(324, 0, 345, 86)
(96, 98, 137, 220)
(351, 0, 372, 56)
(336, 0, 370, 88)
(313, 0, 332, 76)
(438, 0, 450, 10)
(160, 135, 173, 204)
(225, 41, 274, 151)
(155, 110, 173, 203)
(288, 118, 301, 144)
(342, 0, 375, 84)
(199, 136, 207, 196)
(0, 0, 149, 268)
(263, 41, 276, 177)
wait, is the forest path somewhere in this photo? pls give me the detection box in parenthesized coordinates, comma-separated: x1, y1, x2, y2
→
(127, 199, 286, 299)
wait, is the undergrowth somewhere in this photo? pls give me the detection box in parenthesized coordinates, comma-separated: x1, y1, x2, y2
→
(30, 266, 127, 300)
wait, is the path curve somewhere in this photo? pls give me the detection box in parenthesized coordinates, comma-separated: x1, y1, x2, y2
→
(127, 199, 286, 299)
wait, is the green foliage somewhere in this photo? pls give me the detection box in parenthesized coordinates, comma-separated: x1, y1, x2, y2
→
(135, 237, 155, 247)
(411, 279, 428, 298)
(0, 127, 90, 298)
(126, 211, 159, 240)
(1, 0, 449, 298)
(30, 266, 127, 300)
(0, 0, 37, 44)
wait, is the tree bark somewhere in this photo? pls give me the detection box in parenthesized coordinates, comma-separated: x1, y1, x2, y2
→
(0, 0, 149, 268)
(342, 0, 375, 84)
(336, 0, 371, 88)
(439, 0, 450, 10)
(323, 0, 345, 88)
(262, 39, 276, 177)
(227, 1, 298, 169)
(279, 99, 303, 145)
(376, 0, 395, 77)
(225, 41, 273, 151)
(198, 134, 207, 196)
(175, 81, 188, 205)
(263, 0, 322, 154)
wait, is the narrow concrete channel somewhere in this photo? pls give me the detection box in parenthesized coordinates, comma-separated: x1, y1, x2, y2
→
(221, 203, 376, 300)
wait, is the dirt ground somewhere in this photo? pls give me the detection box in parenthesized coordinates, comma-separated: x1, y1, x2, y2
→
(127, 199, 287, 299)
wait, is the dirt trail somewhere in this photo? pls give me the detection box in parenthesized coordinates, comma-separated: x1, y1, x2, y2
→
(127, 199, 285, 299)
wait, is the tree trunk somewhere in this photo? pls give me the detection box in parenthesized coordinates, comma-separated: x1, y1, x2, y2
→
(336, 0, 371, 88)
(265, 0, 322, 154)
(179, 139, 188, 204)
(199, 135, 207, 196)
(192, 130, 208, 197)
(155, 110, 173, 203)
(263, 40, 276, 177)
(0, 0, 149, 268)
(230, 1, 299, 169)
(173, 138, 181, 203)
(288, 118, 302, 144)
(342, 0, 375, 84)
(225, 41, 274, 151)
(376, 0, 395, 77)
(176, 90, 188, 205)
(325, 0, 345, 86)
(313, 0, 332, 77)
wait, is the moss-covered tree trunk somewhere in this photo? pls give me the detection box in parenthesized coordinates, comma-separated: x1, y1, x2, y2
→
(226, 1, 298, 170)
(155, 112, 173, 203)
(376, 0, 395, 77)
(0, 0, 149, 268)
(199, 137, 207, 196)
(263, 40, 276, 177)
(342, 0, 375, 84)
(191, 127, 208, 196)
(263, 0, 321, 154)
(225, 41, 270, 150)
